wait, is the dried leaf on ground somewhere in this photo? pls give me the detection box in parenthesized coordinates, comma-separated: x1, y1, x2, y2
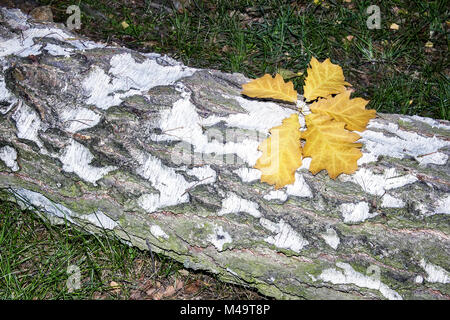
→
(163, 285, 176, 297)
(175, 279, 184, 291)
(390, 23, 400, 30)
(146, 287, 157, 296)
(303, 57, 351, 101)
(277, 68, 303, 80)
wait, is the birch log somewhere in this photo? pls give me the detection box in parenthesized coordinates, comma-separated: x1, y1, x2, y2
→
(0, 7, 449, 300)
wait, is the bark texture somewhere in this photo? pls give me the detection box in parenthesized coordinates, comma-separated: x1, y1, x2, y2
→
(0, 7, 449, 299)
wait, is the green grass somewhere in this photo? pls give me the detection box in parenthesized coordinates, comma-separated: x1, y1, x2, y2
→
(37, 0, 449, 119)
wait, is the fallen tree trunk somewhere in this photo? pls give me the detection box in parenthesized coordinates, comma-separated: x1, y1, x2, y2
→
(0, 7, 449, 300)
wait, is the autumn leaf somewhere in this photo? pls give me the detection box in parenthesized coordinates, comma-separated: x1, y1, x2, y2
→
(254, 113, 302, 189)
(303, 57, 351, 101)
(242, 74, 298, 103)
(309, 91, 376, 131)
(302, 114, 362, 179)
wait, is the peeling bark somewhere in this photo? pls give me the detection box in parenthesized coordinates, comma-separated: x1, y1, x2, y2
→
(0, 7, 449, 300)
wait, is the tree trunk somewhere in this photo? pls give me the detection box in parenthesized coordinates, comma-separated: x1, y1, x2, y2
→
(0, 7, 449, 300)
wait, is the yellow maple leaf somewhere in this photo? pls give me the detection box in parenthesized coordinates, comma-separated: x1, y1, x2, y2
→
(242, 74, 298, 103)
(254, 113, 302, 189)
(302, 114, 362, 179)
(303, 57, 351, 101)
(309, 91, 376, 131)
